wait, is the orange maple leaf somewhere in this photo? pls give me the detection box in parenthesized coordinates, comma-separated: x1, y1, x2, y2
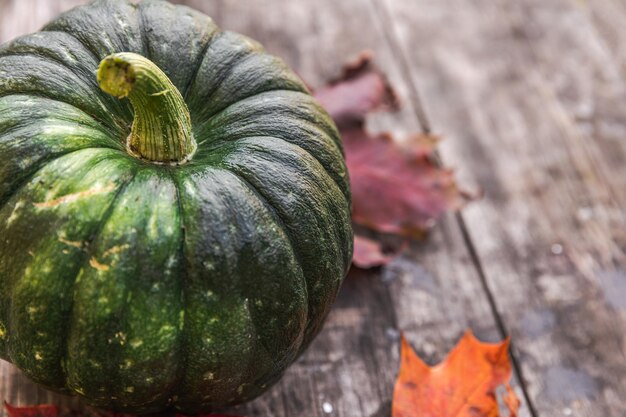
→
(392, 331, 521, 417)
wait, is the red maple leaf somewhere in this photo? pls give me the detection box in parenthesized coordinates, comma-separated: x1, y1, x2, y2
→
(352, 235, 406, 269)
(314, 52, 472, 268)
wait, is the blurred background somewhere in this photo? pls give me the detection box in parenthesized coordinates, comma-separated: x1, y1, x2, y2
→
(1, 1, 625, 416)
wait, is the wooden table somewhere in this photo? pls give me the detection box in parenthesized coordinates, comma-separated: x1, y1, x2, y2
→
(1, 1, 625, 416)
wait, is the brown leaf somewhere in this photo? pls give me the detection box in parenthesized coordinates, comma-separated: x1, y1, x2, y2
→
(392, 332, 520, 417)
(314, 52, 471, 240)
(314, 51, 398, 128)
(344, 129, 467, 237)
(352, 235, 403, 269)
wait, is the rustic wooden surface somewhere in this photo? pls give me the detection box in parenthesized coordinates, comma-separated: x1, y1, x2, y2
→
(1, 0, 625, 416)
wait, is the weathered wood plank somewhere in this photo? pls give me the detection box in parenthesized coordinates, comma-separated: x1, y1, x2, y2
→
(376, 0, 626, 416)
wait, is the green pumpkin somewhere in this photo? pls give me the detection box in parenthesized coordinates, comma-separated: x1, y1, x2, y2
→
(0, 0, 352, 413)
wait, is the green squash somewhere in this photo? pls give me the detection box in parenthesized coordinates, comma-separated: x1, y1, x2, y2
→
(0, 0, 352, 413)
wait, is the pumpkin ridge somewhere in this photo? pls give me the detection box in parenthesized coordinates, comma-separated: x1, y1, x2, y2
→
(0, 36, 133, 125)
(185, 32, 259, 115)
(237, 299, 281, 389)
(193, 87, 308, 138)
(192, 89, 346, 192)
(164, 169, 191, 407)
(228, 171, 309, 352)
(135, 0, 221, 103)
(222, 151, 329, 348)
(40, 29, 102, 63)
(198, 127, 348, 203)
(222, 136, 352, 296)
(0, 126, 124, 202)
(62, 167, 138, 396)
(306, 100, 344, 154)
(279, 118, 348, 198)
(0, 113, 113, 144)
(41, 1, 143, 128)
(43, 0, 144, 60)
(135, 1, 149, 58)
(199, 90, 343, 152)
(0, 147, 127, 210)
(1, 151, 137, 389)
(0, 95, 120, 140)
(180, 22, 220, 100)
(192, 62, 308, 124)
(0, 89, 122, 139)
(0, 50, 89, 76)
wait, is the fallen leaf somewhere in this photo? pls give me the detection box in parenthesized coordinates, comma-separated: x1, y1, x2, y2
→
(314, 51, 398, 129)
(392, 331, 520, 417)
(314, 52, 471, 240)
(344, 130, 466, 237)
(352, 234, 403, 269)
(4, 403, 58, 417)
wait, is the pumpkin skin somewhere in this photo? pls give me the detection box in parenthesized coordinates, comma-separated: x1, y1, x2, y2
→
(0, 0, 352, 413)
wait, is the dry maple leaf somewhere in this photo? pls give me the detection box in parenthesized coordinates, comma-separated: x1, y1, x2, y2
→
(343, 130, 465, 238)
(352, 235, 403, 269)
(393, 332, 520, 417)
(313, 51, 399, 128)
(314, 52, 472, 268)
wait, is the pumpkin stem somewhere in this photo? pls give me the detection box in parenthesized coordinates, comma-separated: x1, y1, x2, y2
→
(97, 53, 196, 164)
